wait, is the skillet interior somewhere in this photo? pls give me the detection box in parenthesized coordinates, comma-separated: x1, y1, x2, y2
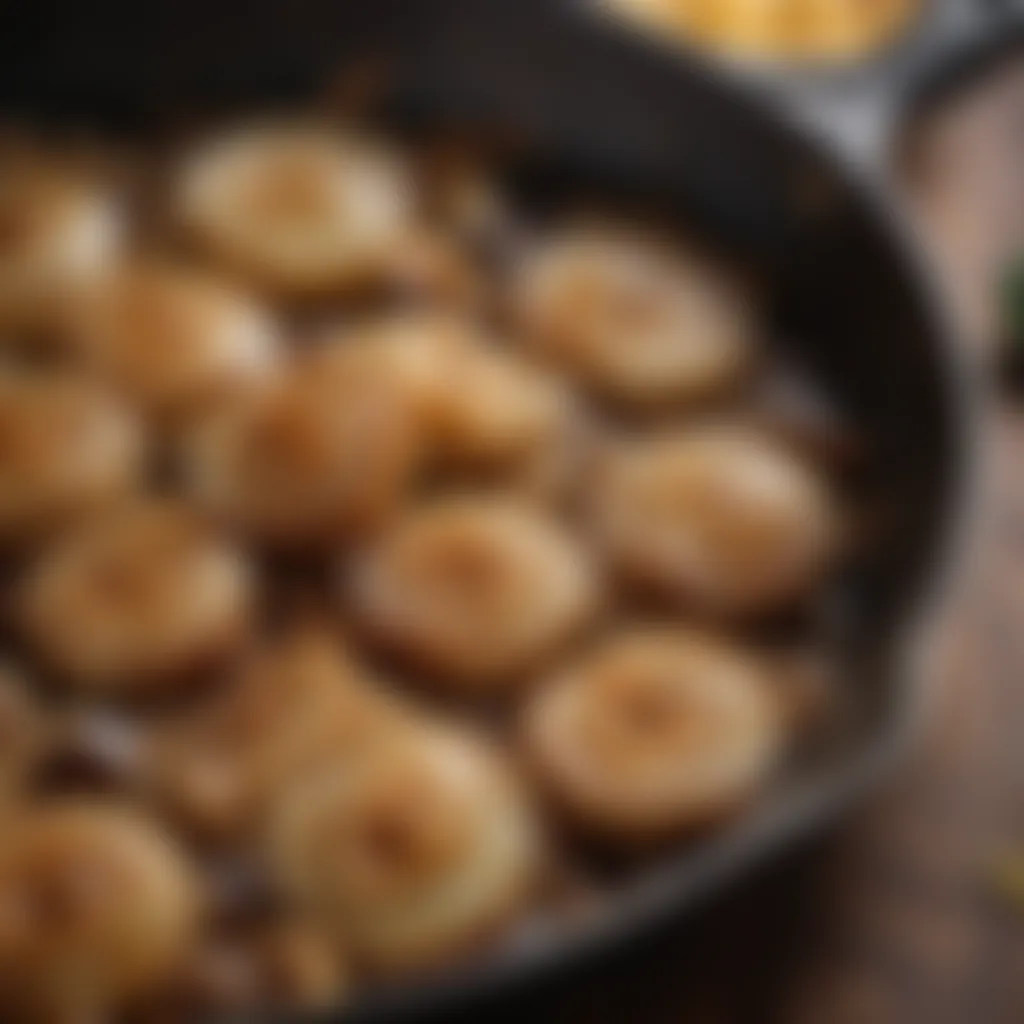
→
(0, 0, 970, 1019)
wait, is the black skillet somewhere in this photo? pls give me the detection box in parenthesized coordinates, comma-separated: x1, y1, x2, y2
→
(0, 0, 1003, 1020)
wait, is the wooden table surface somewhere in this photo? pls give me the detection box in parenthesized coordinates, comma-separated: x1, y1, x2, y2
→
(457, 51, 1024, 1024)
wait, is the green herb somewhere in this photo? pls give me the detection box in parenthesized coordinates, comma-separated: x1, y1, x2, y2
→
(1001, 253, 1024, 353)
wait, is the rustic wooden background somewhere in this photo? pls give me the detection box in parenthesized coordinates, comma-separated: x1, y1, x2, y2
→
(457, 50, 1024, 1024)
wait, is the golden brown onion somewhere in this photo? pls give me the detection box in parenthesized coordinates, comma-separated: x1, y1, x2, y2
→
(524, 628, 783, 842)
(19, 500, 253, 695)
(176, 125, 416, 300)
(593, 426, 839, 616)
(150, 625, 410, 839)
(0, 157, 120, 346)
(270, 726, 541, 972)
(72, 262, 278, 419)
(0, 371, 144, 548)
(516, 222, 752, 408)
(0, 803, 198, 1019)
(184, 343, 423, 549)
(350, 498, 600, 691)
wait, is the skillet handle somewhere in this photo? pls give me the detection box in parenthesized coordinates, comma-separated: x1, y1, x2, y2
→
(790, 0, 1022, 172)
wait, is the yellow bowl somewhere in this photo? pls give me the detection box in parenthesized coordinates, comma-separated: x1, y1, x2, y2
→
(601, 0, 921, 65)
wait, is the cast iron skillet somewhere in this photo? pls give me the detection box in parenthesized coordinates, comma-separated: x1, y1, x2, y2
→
(0, 0, 990, 1020)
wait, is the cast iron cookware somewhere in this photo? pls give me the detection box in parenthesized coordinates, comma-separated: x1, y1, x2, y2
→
(0, 0, 992, 1019)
